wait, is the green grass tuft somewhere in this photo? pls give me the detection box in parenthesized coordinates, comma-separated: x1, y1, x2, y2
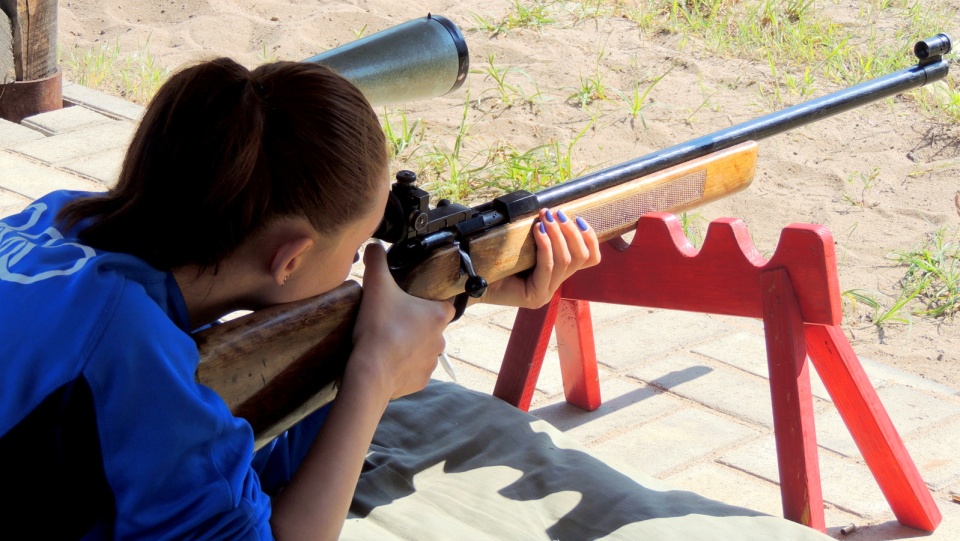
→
(61, 38, 170, 105)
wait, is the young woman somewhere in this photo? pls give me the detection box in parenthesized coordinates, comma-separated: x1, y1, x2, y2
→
(0, 58, 599, 539)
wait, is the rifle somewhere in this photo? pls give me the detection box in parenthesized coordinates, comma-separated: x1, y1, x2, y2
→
(194, 21, 953, 449)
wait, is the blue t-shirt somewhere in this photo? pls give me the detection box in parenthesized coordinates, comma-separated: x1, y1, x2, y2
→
(0, 191, 327, 539)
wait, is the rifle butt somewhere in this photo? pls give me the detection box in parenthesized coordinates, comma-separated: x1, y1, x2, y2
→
(195, 281, 361, 447)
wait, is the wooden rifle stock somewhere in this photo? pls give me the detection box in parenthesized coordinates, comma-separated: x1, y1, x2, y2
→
(195, 142, 757, 449)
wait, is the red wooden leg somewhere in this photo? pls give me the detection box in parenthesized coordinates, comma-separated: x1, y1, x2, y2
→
(556, 299, 602, 411)
(761, 269, 825, 531)
(805, 324, 942, 531)
(493, 293, 561, 411)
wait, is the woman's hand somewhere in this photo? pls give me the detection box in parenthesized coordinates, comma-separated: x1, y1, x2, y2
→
(347, 242, 455, 400)
(481, 208, 601, 309)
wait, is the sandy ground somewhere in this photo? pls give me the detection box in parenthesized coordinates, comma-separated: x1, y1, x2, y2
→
(57, 1, 960, 388)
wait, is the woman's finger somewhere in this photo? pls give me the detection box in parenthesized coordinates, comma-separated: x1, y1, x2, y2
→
(530, 213, 555, 301)
(555, 209, 590, 269)
(542, 209, 572, 293)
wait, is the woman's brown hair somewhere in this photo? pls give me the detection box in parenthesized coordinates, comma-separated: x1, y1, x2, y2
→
(57, 58, 387, 271)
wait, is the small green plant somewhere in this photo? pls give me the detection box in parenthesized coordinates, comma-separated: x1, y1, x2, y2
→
(565, 0, 637, 25)
(872, 287, 921, 327)
(917, 77, 960, 124)
(381, 108, 422, 158)
(472, 0, 556, 36)
(678, 211, 705, 247)
(842, 167, 880, 208)
(482, 143, 566, 193)
(614, 65, 674, 129)
(684, 74, 718, 124)
(481, 118, 592, 193)
(891, 227, 960, 318)
(841, 288, 916, 328)
(353, 25, 368, 39)
(842, 288, 883, 318)
(473, 54, 543, 109)
(62, 38, 169, 105)
(567, 49, 611, 109)
(257, 41, 279, 63)
(415, 95, 490, 202)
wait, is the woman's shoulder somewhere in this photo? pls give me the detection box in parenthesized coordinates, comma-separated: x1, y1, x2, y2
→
(1, 189, 194, 390)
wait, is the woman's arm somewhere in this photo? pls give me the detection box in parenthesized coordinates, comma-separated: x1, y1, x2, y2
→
(269, 242, 453, 541)
(268, 207, 601, 540)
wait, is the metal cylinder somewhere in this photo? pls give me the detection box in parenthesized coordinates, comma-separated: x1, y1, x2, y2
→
(914, 33, 952, 60)
(303, 14, 469, 107)
(0, 67, 61, 123)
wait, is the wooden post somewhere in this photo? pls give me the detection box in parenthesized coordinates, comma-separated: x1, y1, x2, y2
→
(0, 0, 61, 122)
(493, 293, 562, 411)
(761, 268, 825, 531)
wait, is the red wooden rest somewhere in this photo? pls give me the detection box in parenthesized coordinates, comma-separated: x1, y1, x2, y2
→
(493, 213, 941, 533)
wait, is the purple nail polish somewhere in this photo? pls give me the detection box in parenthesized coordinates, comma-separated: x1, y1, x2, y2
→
(539, 222, 547, 234)
(576, 217, 589, 232)
(545, 210, 554, 223)
(557, 210, 568, 223)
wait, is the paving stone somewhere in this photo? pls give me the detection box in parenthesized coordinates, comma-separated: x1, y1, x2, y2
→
(485, 308, 516, 330)
(815, 384, 960, 458)
(856, 356, 960, 398)
(665, 461, 785, 517)
(530, 376, 686, 444)
(719, 435, 892, 519)
(21, 106, 113, 135)
(62, 80, 145, 122)
(444, 320, 565, 397)
(592, 408, 759, 477)
(469, 304, 518, 330)
(0, 118, 43, 148)
(691, 330, 834, 402)
(665, 462, 875, 534)
(429, 357, 499, 398)
(0, 187, 30, 217)
(630, 353, 779, 428)
(60, 148, 125, 187)
(898, 419, 960, 491)
(11, 121, 135, 165)
(0, 151, 104, 199)
(838, 495, 960, 540)
(592, 308, 735, 371)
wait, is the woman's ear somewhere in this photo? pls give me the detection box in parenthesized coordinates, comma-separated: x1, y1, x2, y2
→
(269, 236, 314, 287)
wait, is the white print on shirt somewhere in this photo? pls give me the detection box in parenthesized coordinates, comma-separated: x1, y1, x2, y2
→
(0, 202, 95, 284)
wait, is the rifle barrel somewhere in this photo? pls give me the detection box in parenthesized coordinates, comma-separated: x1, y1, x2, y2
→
(537, 57, 951, 209)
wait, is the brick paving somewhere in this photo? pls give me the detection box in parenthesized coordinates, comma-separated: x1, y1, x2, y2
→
(3, 85, 959, 540)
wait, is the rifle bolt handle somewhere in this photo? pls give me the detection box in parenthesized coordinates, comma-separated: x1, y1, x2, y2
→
(465, 275, 487, 298)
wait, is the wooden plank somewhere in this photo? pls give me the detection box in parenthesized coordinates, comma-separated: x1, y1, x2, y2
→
(493, 292, 561, 411)
(805, 324, 942, 531)
(0, 9, 14, 83)
(8, 0, 57, 81)
(555, 298, 601, 410)
(761, 269, 825, 531)
(561, 215, 841, 325)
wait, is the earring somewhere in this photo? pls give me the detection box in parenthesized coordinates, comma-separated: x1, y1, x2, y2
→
(282, 275, 289, 286)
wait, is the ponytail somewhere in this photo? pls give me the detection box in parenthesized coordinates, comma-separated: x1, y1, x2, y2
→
(57, 58, 387, 271)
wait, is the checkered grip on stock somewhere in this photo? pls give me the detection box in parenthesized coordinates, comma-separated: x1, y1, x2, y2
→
(578, 169, 707, 235)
